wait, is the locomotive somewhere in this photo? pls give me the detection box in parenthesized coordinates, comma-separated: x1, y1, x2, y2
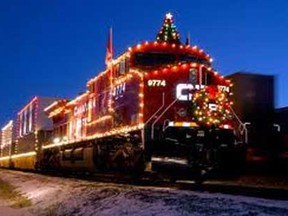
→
(0, 13, 244, 180)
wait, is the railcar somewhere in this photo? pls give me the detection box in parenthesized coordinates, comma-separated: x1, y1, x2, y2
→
(1, 13, 245, 180)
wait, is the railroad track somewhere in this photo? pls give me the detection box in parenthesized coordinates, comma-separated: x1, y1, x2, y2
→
(39, 170, 288, 200)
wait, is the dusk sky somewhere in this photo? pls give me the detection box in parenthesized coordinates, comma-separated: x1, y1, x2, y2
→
(0, 0, 288, 126)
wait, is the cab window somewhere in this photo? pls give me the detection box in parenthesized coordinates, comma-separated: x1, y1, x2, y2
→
(134, 52, 176, 67)
(179, 54, 210, 66)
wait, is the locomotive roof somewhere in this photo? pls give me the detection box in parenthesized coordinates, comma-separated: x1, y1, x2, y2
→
(127, 41, 211, 62)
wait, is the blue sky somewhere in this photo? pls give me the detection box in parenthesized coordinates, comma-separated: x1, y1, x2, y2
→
(0, 0, 288, 126)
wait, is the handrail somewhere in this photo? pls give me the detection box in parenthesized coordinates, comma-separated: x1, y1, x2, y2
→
(273, 123, 281, 132)
(229, 105, 250, 144)
(162, 119, 170, 132)
(229, 105, 243, 126)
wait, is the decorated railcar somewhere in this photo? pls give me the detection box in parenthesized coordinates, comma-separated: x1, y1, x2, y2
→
(38, 13, 244, 177)
(1, 13, 245, 179)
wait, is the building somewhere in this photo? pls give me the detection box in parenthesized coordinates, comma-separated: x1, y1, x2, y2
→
(227, 72, 277, 162)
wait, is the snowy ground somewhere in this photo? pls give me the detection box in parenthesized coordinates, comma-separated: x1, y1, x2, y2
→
(0, 169, 288, 216)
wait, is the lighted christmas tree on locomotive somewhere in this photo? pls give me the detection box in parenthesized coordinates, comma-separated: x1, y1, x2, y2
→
(2, 14, 245, 179)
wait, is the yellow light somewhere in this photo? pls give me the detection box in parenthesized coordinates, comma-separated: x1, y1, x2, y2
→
(17, 96, 38, 115)
(1, 120, 13, 132)
(43, 142, 63, 149)
(53, 137, 61, 144)
(44, 101, 59, 112)
(43, 125, 146, 150)
(86, 123, 144, 140)
(67, 91, 89, 106)
(0, 156, 10, 161)
(11, 151, 36, 159)
(87, 115, 112, 126)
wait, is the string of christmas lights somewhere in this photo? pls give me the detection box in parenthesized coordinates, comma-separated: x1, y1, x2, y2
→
(156, 13, 180, 44)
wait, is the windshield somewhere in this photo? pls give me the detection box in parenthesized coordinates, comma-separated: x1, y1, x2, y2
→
(179, 54, 210, 66)
(134, 52, 176, 67)
(133, 52, 211, 68)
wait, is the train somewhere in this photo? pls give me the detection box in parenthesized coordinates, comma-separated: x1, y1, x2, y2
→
(0, 13, 245, 181)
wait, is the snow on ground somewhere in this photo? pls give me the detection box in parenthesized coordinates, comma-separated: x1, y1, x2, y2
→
(0, 169, 288, 216)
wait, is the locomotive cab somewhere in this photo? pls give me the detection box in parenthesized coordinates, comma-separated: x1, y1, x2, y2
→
(123, 15, 245, 179)
(124, 40, 243, 179)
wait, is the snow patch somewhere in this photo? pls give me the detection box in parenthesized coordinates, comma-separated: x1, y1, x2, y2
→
(0, 170, 288, 216)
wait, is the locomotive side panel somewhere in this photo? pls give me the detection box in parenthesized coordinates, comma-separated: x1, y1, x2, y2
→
(113, 73, 142, 127)
(67, 94, 89, 141)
